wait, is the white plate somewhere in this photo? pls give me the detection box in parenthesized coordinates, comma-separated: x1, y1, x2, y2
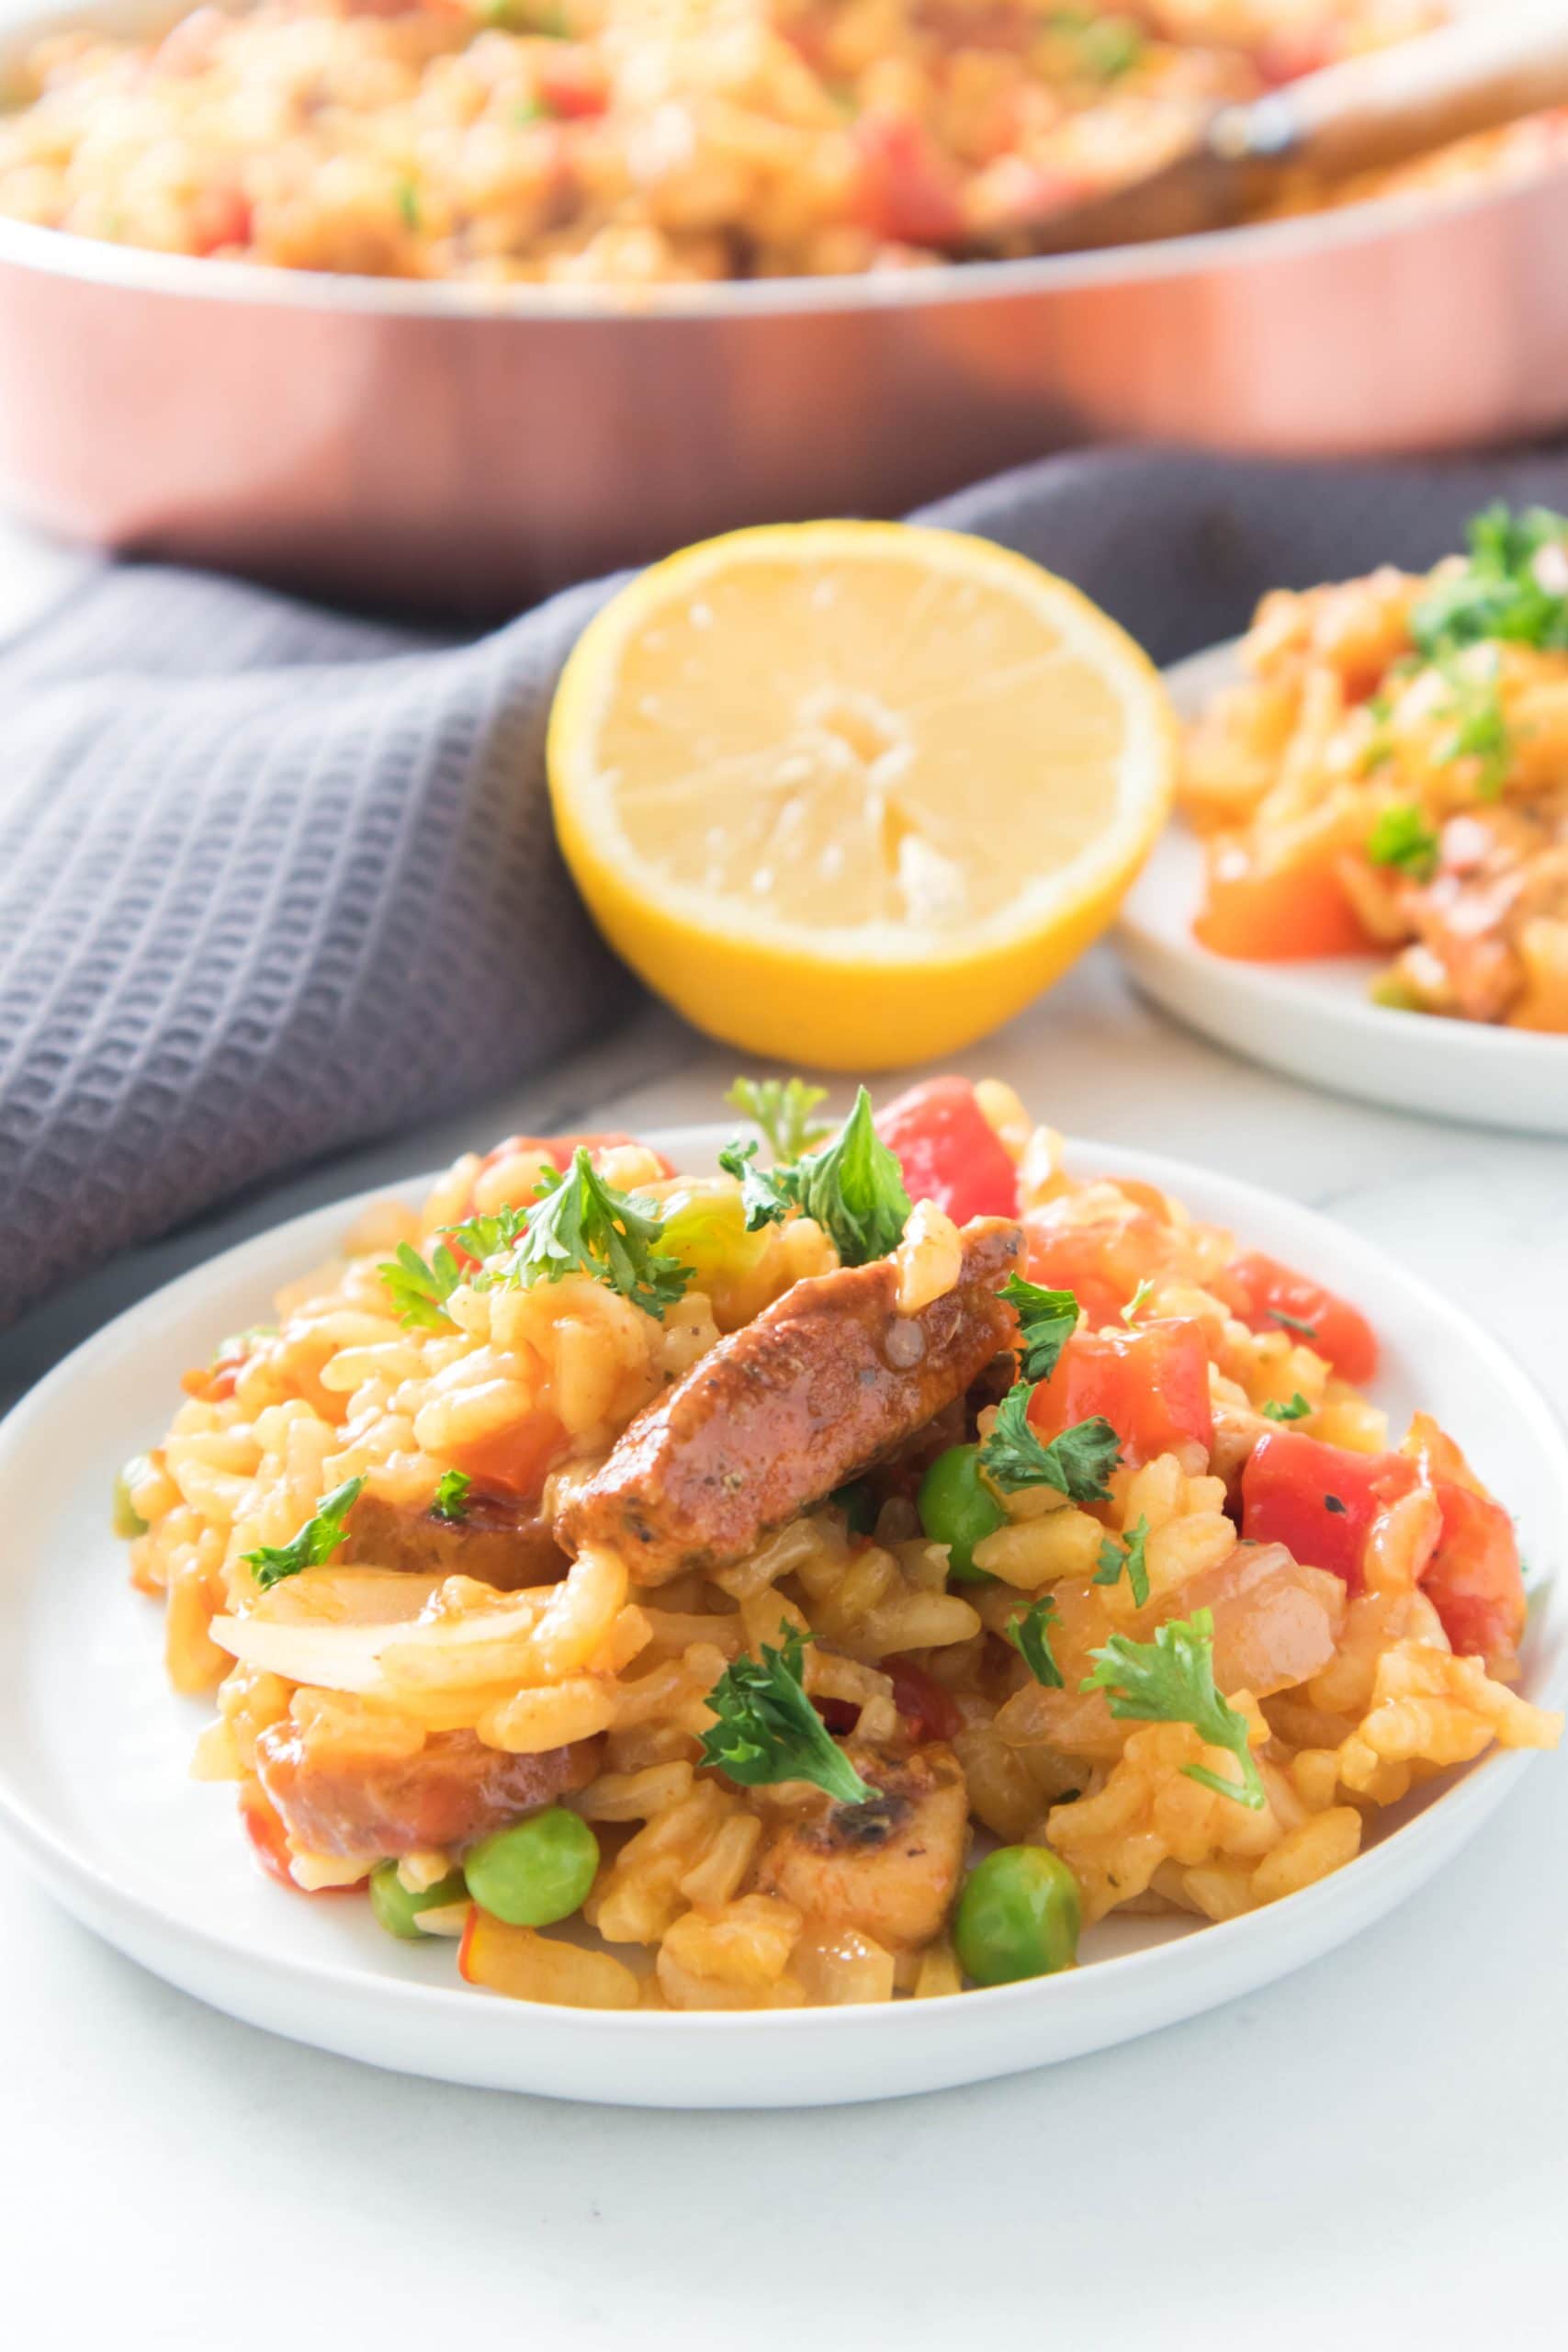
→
(1116, 644, 1568, 1133)
(1, 1122, 1563, 2108)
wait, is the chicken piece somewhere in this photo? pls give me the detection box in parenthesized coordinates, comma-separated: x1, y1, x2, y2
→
(755, 1743, 969, 1953)
(558, 1216, 1021, 1584)
(254, 1723, 599, 1862)
(341, 1488, 567, 1591)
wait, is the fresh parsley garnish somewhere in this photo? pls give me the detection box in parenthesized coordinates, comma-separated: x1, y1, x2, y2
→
(1437, 657, 1511, 798)
(725, 1075, 830, 1162)
(1052, 7, 1144, 80)
(717, 1136, 793, 1233)
(1081, 1608, 1264, 1810)
(1121, 1275, 1154, 1326)
(1410, 503, 1568, 661)
(444, 1203, 530, 1265)
(718, 1089, 910, 1267)
(1262, 1393, 1313, 1423)
(1093, 1514, 1151, 1607)
(432, 1469, 471, 1522)
(699, 1627, 878, 1808)
(395, 175, 421, 232)
(378, 1238, 464, 1329)
(243, 1476, 364, 1591)
(1269, 1308, 1319, 1340)
(1005, 1595, 1064, 1688)
(1366, 803, 1439, 882)
(979, 1385, 1122, 1503)
(459, 1149, 691, 1319)
(1000, 1273, 1079, 1382)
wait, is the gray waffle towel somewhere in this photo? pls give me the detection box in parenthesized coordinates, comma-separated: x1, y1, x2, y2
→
(6, 441, 1568, 1325)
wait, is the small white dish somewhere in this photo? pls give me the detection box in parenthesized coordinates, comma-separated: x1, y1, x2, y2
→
(0, 1122, 1562, 2108)
(1116, 644, 1568, 1134)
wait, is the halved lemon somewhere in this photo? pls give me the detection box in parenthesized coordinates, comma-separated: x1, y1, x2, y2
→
(547, 521, 1176, 1069)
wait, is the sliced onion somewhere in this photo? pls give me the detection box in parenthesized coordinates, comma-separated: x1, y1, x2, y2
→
(209, 1613, 397, 1693)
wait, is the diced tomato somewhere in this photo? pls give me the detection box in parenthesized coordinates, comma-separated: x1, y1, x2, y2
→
(853, 114, 966, 248)
(1421, 1481, 1527, 1668)
(1242, 1427, 1525, 1657)
(187, 183, 253, 255)
(1021, 1206, 1175, 1332)
(1195, 842, 1374, 962)
(238, 1780, 350, 1895)
(1028, 1320, 1213, 1470)
(1218, 1250, 1379, 1384)
(1242, 1430, 1419, 1594)
(886, 1657, 964, 1746)
(536, 51, 609, 118)
(874, 1077, 1019, 1223)
(446, 1408, 568, 1506)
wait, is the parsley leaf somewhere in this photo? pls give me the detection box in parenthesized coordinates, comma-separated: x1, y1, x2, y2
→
(465, 1149, 691, 1319)
(244, 1476, 364, 1591)
(699, 1627, 878, 1808)
(378, 1238, 464, 1330)
(1082, 1607, 1264, 1809)
(1411, 503, 1568, 661)
(782, 1087, 912, 1266)
(717, 1136, 793, 1233)
(1005, 1595, 1064, 1688)
(979, 1385, 1122, 1502)
(725, 1075, 830, 1162)
(394, 175, 420, 232)
(1262, 1393, 1313, 1423)
(1000, 1273, 1079, 1381)
(721, 1089, 910, 1267)
(1269, 1307, 1318, 1340)
(1366, 803, 1439, 882)
(1437, 657, 1511, 798)
(1093, 1513, 1151, 1607)
(432, 1469, 471, 1522)
(444, 1203, 529, 1266)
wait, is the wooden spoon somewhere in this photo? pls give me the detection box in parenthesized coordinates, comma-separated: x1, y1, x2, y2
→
(976, 5, 1568, 258)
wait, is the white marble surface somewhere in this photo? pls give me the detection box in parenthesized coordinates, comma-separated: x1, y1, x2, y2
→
(3, 511, 1567, 2346)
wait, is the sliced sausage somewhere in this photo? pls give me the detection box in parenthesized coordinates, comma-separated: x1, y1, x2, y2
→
(341, 1488, 567, 1591)
(254, 1723, 599, 1861)
(558, 1216, 1021, 1584)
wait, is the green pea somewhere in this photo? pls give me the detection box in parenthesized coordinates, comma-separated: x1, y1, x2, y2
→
(830, 1478, 876, 1536)
(954, 1846, 1081, 1986)
(917, 1443, 1004, 1581)
(112, 1456, 151, 1539)
(368, 1861, 468, 1942)
(464, 1807, 599, 1928)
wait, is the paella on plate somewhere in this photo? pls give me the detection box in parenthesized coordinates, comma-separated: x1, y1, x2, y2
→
(116, 1073, 1560, 2012)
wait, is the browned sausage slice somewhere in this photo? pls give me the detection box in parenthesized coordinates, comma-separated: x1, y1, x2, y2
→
(254, 1724, 599, 1861)
(341, 1489, 568, 1591)
(558, 1216, 1021, 1584)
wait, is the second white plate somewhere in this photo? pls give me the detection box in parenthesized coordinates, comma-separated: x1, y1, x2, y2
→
(1115, 644, 1568, 1134)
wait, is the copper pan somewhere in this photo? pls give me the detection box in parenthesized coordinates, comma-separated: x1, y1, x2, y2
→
(3, 0, 1568, 615)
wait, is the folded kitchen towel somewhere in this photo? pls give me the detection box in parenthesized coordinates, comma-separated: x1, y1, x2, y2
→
(6, 438, 1568, 1326)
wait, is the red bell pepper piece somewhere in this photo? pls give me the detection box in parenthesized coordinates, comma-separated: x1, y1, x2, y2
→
(874, 1077, 1020, 1223)
(1218, 1250, 1379, 1384)
(1028, 1320, 1213, 1470)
